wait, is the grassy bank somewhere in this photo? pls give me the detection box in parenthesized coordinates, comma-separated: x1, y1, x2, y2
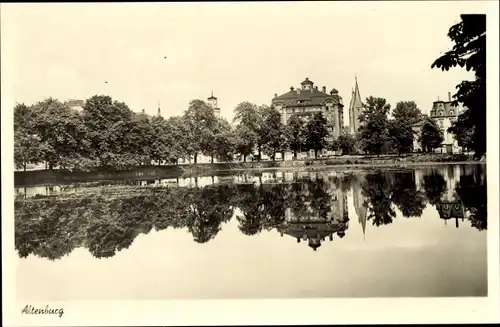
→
(15, 153, 483, 187)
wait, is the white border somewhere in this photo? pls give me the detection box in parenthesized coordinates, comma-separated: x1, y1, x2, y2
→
(2, 1, 499, 325)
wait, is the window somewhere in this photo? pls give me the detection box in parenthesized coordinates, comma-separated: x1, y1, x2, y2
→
(449, 110, 454, 116)
(438, 111, 444, 116)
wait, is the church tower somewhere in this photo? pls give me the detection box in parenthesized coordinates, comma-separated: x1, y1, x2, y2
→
(348, 77, 363, 134)
(207, 92, 220, 118)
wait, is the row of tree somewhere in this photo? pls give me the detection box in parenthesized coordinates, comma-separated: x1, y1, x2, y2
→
(13, 96, 341, 171)
(14, 92, 448, 172)
(354, 97, 447, 155)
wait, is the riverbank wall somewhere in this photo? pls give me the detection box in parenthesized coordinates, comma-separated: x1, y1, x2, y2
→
(15, 153, 483, 187)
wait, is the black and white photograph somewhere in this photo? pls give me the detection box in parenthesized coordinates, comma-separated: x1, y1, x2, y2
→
(1, 1, 499, 325)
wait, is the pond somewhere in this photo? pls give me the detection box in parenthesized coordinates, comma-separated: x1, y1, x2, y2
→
(15, 164, 487, 300)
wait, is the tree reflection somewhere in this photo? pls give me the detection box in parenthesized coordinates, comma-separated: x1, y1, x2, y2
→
(455, 166, 487, 230)
(14, 166, 487, 260)
(422, 170, 447, 205)
(186, 186, 234, 243)
(362, 172, 396, 226)
(235, 184, 266, 236)
(391, 172, 427, 218)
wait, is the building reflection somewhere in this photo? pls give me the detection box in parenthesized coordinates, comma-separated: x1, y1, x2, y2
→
(352, 174, 368, 238)
(277, 177, 349, 251)
(435, 165, 465, 228)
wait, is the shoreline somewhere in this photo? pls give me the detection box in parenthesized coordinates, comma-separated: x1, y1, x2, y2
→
(14, 158, 484, 187)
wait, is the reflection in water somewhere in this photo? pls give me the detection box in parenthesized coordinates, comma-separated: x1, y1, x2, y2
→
(15, 165, 486, 261)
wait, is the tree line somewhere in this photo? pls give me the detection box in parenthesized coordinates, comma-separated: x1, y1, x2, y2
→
(14, 92, 451, 172)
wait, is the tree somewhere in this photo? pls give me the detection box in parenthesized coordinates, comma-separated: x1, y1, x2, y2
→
(168, 116, 192, 163)
(210, 118, 237, 162)
(388, 119, 414, 155)
(82, 95, 134, 168)
(183, 99, 218, 164)
(261, 107, 287, 161)
(358, 96, 391, 155)
(150, 116, 175, 165)
(304, 112, 329, 159)
(33, 98, 93, 170)
(337, 133, 357, 155)
(256, 105, 272, 161)
(14, 103, 42, 170)
(392, 101, 422, 125)
(431, 14, 486, 159)
(419, 117, 444, 153)
(126, 112, 155, 165)
(285, 115, 306, 159)
(233, 102, 261, 159)
(448, 113, 474, 152)
(14, 131, 41, 171)
(234, 124, 257, 162)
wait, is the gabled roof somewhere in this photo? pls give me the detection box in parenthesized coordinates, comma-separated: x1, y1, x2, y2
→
(273, 88, 341, 106)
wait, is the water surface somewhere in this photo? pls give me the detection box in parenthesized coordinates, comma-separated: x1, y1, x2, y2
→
(15, 164, 487, 300)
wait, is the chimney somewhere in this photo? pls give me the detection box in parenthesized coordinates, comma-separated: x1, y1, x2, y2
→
(315, 86, 318, 91)
(448, 92, 451, 102)
(142, 109, 145, 114)
(322, 86, 326, 93)
(290, 86, 294, 91)
(297, 88, 301, 95)
(274, 93, 277, 98)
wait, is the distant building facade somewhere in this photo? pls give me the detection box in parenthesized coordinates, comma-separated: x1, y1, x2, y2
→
(271, 78, 344, 143)
(348, 77, 363, 134)
(413, 92, 464, 154)
(66, 99, 85, 112)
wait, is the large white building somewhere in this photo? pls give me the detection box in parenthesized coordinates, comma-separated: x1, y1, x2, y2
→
(413, 92, 465, 154)
(271, 77, 345, 143)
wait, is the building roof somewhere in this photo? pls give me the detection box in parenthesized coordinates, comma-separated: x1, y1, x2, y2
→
(301, 77, 314, 85)
(273, 87, 342, 106)
(430, 100, 460, 118)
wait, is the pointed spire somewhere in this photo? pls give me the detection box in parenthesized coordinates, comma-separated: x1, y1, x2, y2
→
(354, 76, 361, 101)
(157, 101, 161, 117)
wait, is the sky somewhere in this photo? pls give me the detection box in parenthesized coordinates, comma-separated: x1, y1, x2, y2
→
(0, 1, 495, 124)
